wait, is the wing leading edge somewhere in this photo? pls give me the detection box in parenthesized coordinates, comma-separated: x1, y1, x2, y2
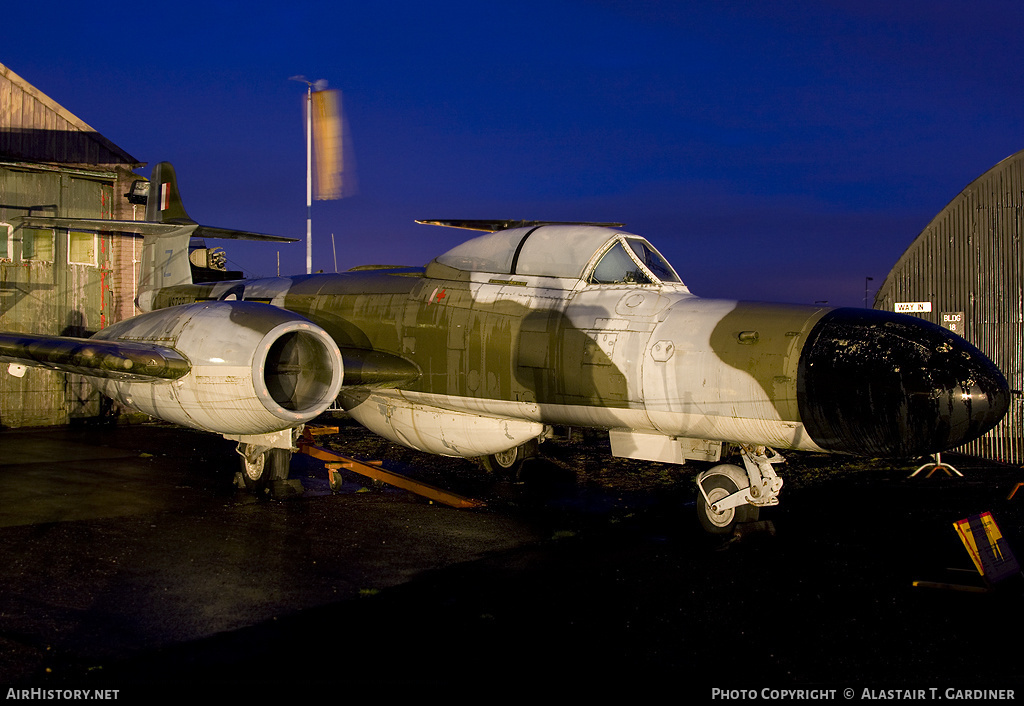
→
(0, 333, 190, 381)
(14, 216, 297, 243)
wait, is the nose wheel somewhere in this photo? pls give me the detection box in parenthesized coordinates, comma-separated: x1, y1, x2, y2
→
(697, 473, 760, 533)
(696, 446, 784, 534)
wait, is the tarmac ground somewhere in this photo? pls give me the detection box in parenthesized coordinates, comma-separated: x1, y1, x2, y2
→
(1, 419, 1022, 701)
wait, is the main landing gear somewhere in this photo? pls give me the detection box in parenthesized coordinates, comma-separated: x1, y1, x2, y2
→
(238, 444, 292, 495)
(695, 445, 784, 534)
(235, 427, 304, 499)
(480, 439, 539, 478)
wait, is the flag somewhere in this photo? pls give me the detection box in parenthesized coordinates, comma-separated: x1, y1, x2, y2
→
(310, 89, 355, 201)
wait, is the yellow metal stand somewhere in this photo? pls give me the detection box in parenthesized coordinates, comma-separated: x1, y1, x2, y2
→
(298, 427, 486, 509)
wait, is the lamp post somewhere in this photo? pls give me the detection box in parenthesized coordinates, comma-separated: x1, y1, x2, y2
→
(864, 276, 874, 308)
(289, 75, 326, 275)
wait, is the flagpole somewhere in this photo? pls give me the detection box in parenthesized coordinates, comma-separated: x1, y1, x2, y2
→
(304, 81, 312, 274)
(290, 75, 324, 275)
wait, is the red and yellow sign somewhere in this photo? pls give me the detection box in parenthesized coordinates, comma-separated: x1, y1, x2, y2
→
(954, 512, 1020, 584)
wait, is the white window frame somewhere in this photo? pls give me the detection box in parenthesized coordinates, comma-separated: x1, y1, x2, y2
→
(0, 223, 12, 261)
(68, 230, 98, 266)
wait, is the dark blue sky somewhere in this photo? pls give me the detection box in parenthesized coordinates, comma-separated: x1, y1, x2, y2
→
(5, 0, 1023, 306)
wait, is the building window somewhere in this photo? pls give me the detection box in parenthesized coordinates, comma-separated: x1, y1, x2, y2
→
(0, 223, 11, 260)
(69, 231, 97, 266)
(22, 228, 54, 261)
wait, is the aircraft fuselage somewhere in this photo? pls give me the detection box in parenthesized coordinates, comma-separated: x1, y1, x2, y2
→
(144, 253, 1008, 463)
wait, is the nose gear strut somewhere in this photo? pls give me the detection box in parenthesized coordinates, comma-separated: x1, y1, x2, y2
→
(695, 445, 785, 533)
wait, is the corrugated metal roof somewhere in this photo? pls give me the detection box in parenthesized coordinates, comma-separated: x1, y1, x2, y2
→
(876, 149, 1024, 463)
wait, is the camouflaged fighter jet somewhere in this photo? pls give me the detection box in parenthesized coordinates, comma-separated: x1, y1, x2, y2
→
(0, 163, 1011, 533)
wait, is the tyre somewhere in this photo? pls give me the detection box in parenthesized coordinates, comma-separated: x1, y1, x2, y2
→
(697, 473, 759, 534)
(481, 440, 537, 477)
(240, 445, 292, 495)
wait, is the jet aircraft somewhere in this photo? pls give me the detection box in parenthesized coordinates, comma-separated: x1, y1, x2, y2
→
(0, 163, 1010, 533)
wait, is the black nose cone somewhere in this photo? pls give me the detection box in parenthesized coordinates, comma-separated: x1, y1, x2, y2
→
(798, 308, 1010, 457)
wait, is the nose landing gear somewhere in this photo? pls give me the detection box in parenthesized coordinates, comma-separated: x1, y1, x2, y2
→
(696, 445, 784, 534)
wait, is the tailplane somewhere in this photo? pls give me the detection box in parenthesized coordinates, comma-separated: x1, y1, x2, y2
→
(13, 161, 297, 310)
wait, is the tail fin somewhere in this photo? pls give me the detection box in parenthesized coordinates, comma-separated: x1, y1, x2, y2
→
(137, 230, 196, 308)
(137, 162, 199, 306)
(145, 162, 195, 224)
(135, 162, 296, 309)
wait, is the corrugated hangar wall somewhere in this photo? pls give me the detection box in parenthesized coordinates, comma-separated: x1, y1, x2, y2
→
(875, 149, 1024, 463)
(0, 61, 145, 427)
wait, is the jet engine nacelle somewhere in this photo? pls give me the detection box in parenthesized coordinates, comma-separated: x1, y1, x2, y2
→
(92, 301, 344, 435)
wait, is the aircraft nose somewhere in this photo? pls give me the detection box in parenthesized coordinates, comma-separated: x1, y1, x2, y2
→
(797, 308, 1010, 457)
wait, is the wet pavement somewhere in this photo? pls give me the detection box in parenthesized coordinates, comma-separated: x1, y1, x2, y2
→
(1, 421, 1023, 700)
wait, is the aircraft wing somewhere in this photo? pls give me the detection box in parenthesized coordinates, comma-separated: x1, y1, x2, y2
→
(15, 216, 298, 243)
(0, 332, 190, 381)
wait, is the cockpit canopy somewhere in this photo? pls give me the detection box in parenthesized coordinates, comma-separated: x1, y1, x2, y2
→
(432, 225, 682, 285)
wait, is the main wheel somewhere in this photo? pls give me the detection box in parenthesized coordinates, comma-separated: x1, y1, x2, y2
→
(481, 440, 537, 477)
(697, 473, 759, 534)
(240, 446, 292, 496)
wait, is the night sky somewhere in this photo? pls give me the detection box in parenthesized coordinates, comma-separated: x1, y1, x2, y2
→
(4, 0, 1022, 307)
